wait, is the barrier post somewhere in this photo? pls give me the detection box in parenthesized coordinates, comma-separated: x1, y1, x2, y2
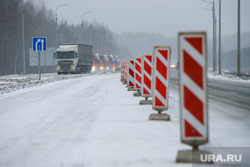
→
(128, 59, 136, 91)
(123, 62, 129, 86)
(133, 57, 142, 96)
(176, 32, 211, 163)
(140, 53, 153, 105)
(120, 62, 124, 82)
(150, 46, 171, 121)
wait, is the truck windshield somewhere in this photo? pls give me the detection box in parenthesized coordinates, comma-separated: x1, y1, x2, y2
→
(56, 51, 75, 59)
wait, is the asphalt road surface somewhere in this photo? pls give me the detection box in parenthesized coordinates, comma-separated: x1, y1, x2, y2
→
(169, 69, 250, 111)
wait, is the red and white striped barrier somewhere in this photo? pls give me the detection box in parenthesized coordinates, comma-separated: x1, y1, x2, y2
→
(124, 62, 128, 84)
(128, 59, 135, 88)
(152, 46, 171, 112)
(179, 32, 208, 146)
(134, 57, 142, 91)
(121, 62, 124, 81)
(142, 53, 153, 97)
(125, 62, 129, 85)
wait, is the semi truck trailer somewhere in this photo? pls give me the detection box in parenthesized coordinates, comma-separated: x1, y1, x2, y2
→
(55, 44, 93, 74)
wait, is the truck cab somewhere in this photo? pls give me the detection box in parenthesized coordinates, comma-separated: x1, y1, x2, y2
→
(55, 50, 78, 74)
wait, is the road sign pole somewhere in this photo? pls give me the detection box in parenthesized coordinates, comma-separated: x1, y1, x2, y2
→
(21, 0, 26, 75)
(237, 0, 241, 76)
(44, 52, 47, 73)
(176, 32, 211, 163)
(38, 51, 41, 80)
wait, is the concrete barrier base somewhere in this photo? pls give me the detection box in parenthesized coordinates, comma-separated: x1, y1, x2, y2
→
(176, 149, 213, 164)
(122, 82, 127, 85)
(128, 87, 136, 91)
(149, 113, 170, 121)
(139, 99, 152, 105)
(133, 91, 141, 96)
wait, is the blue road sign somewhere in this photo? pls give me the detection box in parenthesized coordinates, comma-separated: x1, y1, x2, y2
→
(33, 37, 46, 51)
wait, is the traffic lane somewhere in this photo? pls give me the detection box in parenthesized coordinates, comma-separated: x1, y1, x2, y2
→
(208, 80, 250, 110)
(208, 79, 250, 97)
(169, 69, 250, 110)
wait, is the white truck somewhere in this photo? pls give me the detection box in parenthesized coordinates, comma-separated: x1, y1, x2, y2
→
(54, 44, 93, 74)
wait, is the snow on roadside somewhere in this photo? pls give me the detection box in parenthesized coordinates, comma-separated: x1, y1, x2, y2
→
(207, 68, 250, 83)
(0, 73, 94, 94)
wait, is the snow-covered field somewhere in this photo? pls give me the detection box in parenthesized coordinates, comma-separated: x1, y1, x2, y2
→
(0, 72, 249, 167)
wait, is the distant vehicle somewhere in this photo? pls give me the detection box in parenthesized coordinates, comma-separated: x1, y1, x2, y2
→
(92, 54, 120, 72)
(114, 67, 121, 72)
(54, 44, 93, 74)
(170, 64, 176, 68)
(176, 62, 179, 70)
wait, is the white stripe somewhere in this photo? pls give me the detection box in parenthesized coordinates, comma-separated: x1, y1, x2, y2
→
(155, 53, 167, 66)
(155, 70, 167, 84)
(143, 68, 152, 83)
(182, 107, 206, 139)
(181, 38, 204, 66)
(181, 73, 205, 104)
(142, 79, 151, 94)
(154, 90, 167, 107)
(144, 56, 152, 68)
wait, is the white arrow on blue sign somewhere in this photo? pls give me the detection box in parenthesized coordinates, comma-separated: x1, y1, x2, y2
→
(33, 37, 46, 51)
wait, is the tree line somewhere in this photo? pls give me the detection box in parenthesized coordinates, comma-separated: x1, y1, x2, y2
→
(0, 0, 130, 75)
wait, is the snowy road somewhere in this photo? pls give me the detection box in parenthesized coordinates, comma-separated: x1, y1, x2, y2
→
(0, 73, 250, 167)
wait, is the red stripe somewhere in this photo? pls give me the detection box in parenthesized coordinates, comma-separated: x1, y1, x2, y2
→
(143, 88, 150, 95)
(185, 37, 203, 55)
(156, 77, 166, 99)
(144, 61, 152, 76)
(184, 85, 204, 124)
(156, 57, 167, 80)
(155, 96, 165, 106)
(145, 55, 152, 62)
(129, 68, 134, 77)
(130, 60, 134, 65)
(136, 83, 140, 89)
(158, 50, 168, 61)
(136, 58, 141, 64)
(184, 119, 203, 137)
(136, 73, 141, 84)
(183, 50, 203, 89)
(129, 81, 134, 87)
(135, 62, 141, 74)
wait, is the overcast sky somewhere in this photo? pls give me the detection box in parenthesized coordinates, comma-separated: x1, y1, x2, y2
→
(43, 0, 250, 38)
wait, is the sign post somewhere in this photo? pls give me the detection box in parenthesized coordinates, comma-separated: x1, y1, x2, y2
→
(33, 37, 46, 80)
(150, 46, 171, 121)
(140, 53, 153, 105)
(176, 32, 211, 163)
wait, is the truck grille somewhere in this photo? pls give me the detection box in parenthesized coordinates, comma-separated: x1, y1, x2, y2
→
(61, 65, 70, 72)
(58, 60, 73, 66)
